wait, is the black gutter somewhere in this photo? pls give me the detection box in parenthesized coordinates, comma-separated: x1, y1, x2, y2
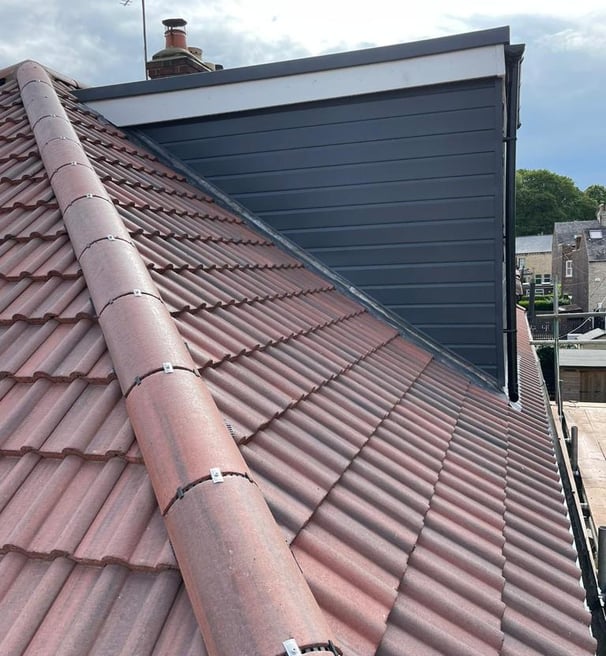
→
(550, 409, 606, 654)
(504, 44, 524, 402)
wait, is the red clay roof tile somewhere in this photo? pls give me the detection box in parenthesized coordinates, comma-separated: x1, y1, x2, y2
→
(15, 61, 338, 654)
(0, 60, 597, 655)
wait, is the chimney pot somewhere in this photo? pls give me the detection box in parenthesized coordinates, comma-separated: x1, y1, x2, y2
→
(163, 18, 188, 50)
(147, 18, 221, 79)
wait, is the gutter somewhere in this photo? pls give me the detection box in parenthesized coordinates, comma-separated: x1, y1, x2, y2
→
(504, 44, 524, 402)
(548, 403, 606, 654)
(17, 61, 339, 656)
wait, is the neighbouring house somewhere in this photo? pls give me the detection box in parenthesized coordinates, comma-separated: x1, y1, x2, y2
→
(515, 235, 553, 296)
(553, 217, 605, 311)
(77, 24, 523, 393)
(0, 28, 599, 656)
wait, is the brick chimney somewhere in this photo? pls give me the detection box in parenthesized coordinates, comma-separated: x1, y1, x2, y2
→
(146, 18, 221, 79)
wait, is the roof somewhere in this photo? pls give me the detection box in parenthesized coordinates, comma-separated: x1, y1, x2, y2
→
(585, 227, 606, 262)
(77, 27, 512, 102)
(553, 220, 600, 247)
(568, 328, 606, 341)
(515, 235, 552, 254)
(0, 61, 596, 655)
(74, 27, 514, 128)
(552, 221, 606, 261)
(560, 349, 606, 368)
(561, 402, 606, 530)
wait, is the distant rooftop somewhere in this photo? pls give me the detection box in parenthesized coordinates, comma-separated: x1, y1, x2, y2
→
(515, 235, 552, 254)
(554, 221, 600, 246)
(585, 227, 606, 262)
(560, 349, 606, 368)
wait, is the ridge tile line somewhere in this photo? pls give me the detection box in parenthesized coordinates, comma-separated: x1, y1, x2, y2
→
(16, 61, 337, 654)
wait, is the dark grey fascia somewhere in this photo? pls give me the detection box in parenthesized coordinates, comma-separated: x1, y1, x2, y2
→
(75, 26, 510, 103)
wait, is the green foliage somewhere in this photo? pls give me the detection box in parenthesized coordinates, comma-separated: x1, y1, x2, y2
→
(518, 299, 551, 311)
(584, 184, 606, 205)
(517, 295, 571, 312)
(515, 169, 599, 236)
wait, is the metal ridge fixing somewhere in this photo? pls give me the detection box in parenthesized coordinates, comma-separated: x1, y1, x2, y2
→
(16, 60, 338, 656)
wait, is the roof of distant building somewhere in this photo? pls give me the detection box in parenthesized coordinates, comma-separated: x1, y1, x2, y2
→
(560, 349, 606, 368)
(515, 235, 552, 254)
(554, 220, 600, 246)
(584, 227, 606, 262)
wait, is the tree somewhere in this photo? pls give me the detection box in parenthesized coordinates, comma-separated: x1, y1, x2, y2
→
(515, 169, 598, 236)
(584, 184, 606, 206)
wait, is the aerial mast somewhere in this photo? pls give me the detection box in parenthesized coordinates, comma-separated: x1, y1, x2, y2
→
(121, 0, 149, 79)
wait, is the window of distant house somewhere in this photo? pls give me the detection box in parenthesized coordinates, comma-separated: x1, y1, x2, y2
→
(543, 273, 551, 283)
(517, 257, 525, 268)
(535, 274, 542, 284)
(565, 260, 573, 277)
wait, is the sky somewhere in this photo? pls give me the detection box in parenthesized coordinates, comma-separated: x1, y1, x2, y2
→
(0, 0, 604, 191)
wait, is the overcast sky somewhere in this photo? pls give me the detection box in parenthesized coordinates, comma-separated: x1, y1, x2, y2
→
(1, 1, 604, 191)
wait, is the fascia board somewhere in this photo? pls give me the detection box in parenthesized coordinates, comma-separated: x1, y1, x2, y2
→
(85, 44, 506, 127)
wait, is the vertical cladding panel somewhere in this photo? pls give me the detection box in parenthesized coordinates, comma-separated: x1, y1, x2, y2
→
(139, 79, 505, 383)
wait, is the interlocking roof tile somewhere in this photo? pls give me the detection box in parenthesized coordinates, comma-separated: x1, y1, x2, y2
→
(0, 61, 597, 655)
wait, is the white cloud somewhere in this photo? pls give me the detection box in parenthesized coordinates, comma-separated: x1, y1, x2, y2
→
(536, 13, 606, 55)
(0, 0, 603, 188)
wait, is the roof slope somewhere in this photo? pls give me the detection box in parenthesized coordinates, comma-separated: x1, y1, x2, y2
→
(585, 227, 606, 262)
(515, 235, 552, 254)
(0, 62, 596, 655)
(554, 220, 600, 246)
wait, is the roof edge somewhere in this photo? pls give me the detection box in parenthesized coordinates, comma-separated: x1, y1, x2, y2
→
(75, 26, 511, 102)
(0, 59, 80, 89)
(16, 60, 338, 656)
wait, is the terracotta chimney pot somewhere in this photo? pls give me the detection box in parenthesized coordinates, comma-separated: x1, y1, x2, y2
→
(163, 18, 188, 50)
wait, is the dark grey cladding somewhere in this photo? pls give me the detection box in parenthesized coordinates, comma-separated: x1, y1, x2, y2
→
(137, 78, 506, 381)
(78, 27, 519, 387)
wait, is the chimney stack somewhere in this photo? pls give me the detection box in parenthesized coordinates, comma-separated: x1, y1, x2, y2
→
(146, 18, 222, 79)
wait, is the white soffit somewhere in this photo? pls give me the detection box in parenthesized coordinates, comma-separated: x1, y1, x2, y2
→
(87, 44, 506, 127)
